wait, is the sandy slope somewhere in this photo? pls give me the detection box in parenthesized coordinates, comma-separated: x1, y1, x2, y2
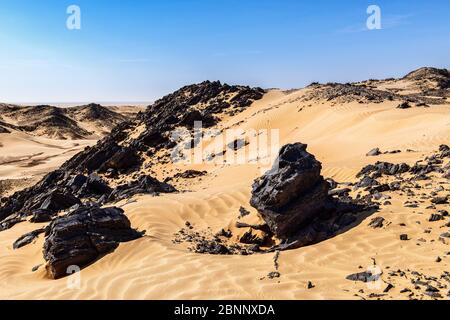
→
(0, 88, 449, 300)
(0, 130, 96, 197)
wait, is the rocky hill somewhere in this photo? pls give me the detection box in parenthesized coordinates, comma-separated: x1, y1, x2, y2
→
(0, 81, 265, 229)
(0, 103, 132, 139)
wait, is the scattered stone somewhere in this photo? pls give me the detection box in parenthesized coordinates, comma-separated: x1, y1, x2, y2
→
(431, 196, 448, 204)
(328, 188, 351, 197)
(268, 271, 281, 279)
(31, 264, 42, 272)
(239, 230, 264, 245)
(383, 283, 394, 293)
(369, 217, 385, 228)
(400, 234, 409, 241)
(429, 214, 443, 222)
(397, 102, 412, 109)
(346, 271, 380, 283)
(367, 148, 381, 157)
(107, 175, 176, 202)
(172, 170, 207, 179)
(238, 206, 251, 218)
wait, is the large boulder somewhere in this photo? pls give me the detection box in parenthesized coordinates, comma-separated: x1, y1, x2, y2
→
(250, 143, 329, 238)
(43, 205, 144, 279)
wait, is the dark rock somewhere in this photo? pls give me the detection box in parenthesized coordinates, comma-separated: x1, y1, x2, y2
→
(65, 174, 87, 192)
(77, 174, 112, 197)
(43, 205, 144, 279)
(250, 143, 329, 238)
(216, 229, 232, 238)
(13, 228, 46, 249)
(0, 216, 24, 231)
(400, 234, 409, 241)
(369, 217, 385, 228)
(31, 264, 42, 272)
(326, 178, 338, 190)
(355, 176, 379, 189)
(357, 162, 410, 178)
(195, 240, 230, 255)
(239, 206, 251, 218)
(429, 214, 443, 222)
(431, 196, 448, 204)
(397, 102, 411, 109)
(99, 147, 141, 172)
(346, 271, 380, 282)
(268, 272, 281, 279)
(107, 175, 176, 202)
(29, 209, 54, 223)
(307, 281, 315, 289)
(173, 170, 207, 179)
(366, 148, 381, 156)
(40, 190, 81, 212)
(328, 188, 351, 197)
(239, 230, 264, 245)
(383, 283, 394, 293)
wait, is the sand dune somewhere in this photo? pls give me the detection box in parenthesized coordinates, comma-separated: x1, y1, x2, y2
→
(0, 69, 449, 300)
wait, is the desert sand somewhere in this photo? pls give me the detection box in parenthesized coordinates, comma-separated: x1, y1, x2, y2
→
(0, 70, 449, 300)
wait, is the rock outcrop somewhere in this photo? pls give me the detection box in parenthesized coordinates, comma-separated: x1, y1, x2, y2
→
(250, 143, 330, 238)
(43, 205, 144, 279)
(249, 143, 376, 248)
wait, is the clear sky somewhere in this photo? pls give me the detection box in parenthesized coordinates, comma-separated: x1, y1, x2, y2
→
(0, 0, 449, 103)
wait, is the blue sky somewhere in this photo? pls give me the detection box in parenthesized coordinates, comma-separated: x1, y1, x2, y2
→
(0, 0, 449, 103)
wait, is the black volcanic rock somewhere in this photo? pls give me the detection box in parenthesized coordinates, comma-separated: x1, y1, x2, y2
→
(397, 102, 412, 109)
(43, 205, 144, 279)
(248, 143, 377, 250)
(107, 175, 176, 202)
(77, 174, 112, 197)
(13, 228, 46, 249)
(357, 162, 410, 178)
(39, 190, 81, 211)
(250, 143, 329, 238)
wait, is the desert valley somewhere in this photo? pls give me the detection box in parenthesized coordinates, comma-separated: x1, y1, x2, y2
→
(0, 67, 449, 300)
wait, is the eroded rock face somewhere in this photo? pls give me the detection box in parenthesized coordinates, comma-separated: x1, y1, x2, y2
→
(43, 205, 144, 279)
(250, 143, 329, 238)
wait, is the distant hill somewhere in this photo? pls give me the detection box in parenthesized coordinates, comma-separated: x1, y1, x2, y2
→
(0, 103, 139, 139)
